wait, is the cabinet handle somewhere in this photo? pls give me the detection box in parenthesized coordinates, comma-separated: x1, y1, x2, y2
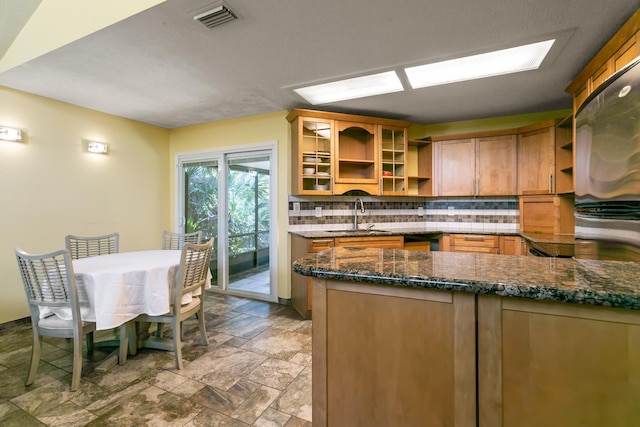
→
(464, 236, 485, 241)
(476, 178, 479, 196)
(548, 173, 553, 193)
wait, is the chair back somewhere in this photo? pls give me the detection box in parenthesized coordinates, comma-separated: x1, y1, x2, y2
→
(15, 247, 81, 323)
(162, 230, 203, 250)
(65, 232, 119, 260)
(173, 238, 213, 307)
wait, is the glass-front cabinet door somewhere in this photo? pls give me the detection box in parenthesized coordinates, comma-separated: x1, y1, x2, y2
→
(293, 117, 333, 195)
(380, 125, 407, 195)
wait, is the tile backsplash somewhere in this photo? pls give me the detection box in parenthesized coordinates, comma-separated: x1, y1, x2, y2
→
(288, 196, 519, 233)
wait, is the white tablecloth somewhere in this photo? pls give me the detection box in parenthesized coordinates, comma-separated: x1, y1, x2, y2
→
(51, 250, 209, 330)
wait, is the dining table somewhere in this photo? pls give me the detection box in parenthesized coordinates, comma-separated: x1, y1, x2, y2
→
(48, 249, 211, 369)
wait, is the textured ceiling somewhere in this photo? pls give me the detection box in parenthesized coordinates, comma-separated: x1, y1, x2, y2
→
(1, 0, 639, 129)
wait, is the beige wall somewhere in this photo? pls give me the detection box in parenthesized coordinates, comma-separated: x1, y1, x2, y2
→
(169, 111, 292, 300)
(0, 86, 170, 323)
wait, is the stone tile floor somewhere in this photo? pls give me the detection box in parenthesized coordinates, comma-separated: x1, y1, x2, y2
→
(0, 293, 312, 426)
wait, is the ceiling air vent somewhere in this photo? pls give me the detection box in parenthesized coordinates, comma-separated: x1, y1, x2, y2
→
(194, 4, 238, 29)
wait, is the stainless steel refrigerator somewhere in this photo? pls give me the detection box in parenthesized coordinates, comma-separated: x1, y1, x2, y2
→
(574, 56, 640, 261)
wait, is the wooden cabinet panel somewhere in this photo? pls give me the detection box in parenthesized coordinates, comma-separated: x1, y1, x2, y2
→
(291, 117, 334, 195)
(288, 109, 411, 196)
(436, 135, 516, 196)
(407, 139, 433, 196)
(335, 235, 404, 249)
(476, 135, 517, 195)
(566, 10, 640, 112)
(436, 139, 475, 196)
(519, 195, 574, 234)
(478, 296, 640, 427)
(499, 236, 522, 256)
(379, 125, 407, 195)
(291, 236, 335, 319)
(518, 126, 555, 195)
(314, 281, 476, 427)
(450, 234, 500, 254)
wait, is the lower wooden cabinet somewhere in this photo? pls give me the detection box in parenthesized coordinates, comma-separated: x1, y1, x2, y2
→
(334, 235, 403, 249)
(520, 195, 574, 234)
(478, 295, 640, 427)
(313, 280, 476, 426)
(442, 234, 523, 255)
(311, 281, 640, 426)
(291, 236, 335, 319)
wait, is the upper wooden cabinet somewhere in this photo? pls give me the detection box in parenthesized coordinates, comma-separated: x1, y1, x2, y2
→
(407, 139, 433, 196)
(518, 124, 555, 195)
(379, 126, 407, 196)
(287, 109, 412, 196)
(290, 116, 334, 195)
(566, 9, 640, 112)
(517, 118, 573, 196)
(435, 134, 517, 196)
(334, 121, 379, 195)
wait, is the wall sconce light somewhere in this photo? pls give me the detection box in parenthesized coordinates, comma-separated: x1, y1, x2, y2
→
(0, 126, 23, 142)
(87, 141, 108, 154)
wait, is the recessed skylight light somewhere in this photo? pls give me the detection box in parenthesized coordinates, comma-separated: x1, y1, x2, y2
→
(294, 71, 404, 105)
(405, 39, 556, 89)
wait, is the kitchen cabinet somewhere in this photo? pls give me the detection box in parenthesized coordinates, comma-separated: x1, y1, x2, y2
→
(287, 109, 411, 196)
(379, 126, 407, 196)
(334, 121, 379, 195)
(334, 235, 404, 249)
(290, 235, 335, 319)
(499, 235, 523, 256)
(448, 234, 500, 254)
(290, 234, 404, 319)
(435, 134, 517, 196)
(290, 116, 334, 195)
(313, 279, 476, 426)
(554, 114, 574, 194)
(518, 118, 574, 195)
(442, 234, 522, 256)
(436, 138, 474, 196)
(519, 195, 575, 234)
(517, 122, 556, 195)
(478, 295, 640, 427)
(407, 138, 433, 196)
(566, 9, 640, 111)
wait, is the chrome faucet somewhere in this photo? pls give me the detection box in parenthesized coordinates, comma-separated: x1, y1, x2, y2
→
(353, 198, 365, 230)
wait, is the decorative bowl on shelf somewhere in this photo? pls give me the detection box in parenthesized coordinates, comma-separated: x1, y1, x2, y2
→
(303, 156, 316, 163)
(383, 171, 392, 176)
(303, 167, 315, 174)
(313, 183, 330, 190)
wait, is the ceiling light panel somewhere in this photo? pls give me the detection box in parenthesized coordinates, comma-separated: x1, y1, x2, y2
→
(405, 39, 555, 89)
(294, 71, 404, 105)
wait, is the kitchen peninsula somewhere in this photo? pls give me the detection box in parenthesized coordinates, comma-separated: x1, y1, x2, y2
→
(293, 247, 640, 426)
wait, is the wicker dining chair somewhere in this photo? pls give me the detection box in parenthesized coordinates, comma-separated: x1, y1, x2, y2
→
(161, 230, 202, 250)
(15, 247, 128, 391)
(136, 238, 213, 369)
(65, 232, 119, 260)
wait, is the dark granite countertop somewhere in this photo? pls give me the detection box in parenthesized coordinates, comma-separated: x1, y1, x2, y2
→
(292, 247, 640, 310)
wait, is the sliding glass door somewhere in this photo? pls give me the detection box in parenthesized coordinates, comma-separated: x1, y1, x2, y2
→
(178, 145, 276, 301)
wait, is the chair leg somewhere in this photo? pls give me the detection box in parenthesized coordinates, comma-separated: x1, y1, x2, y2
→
(198, 308, 208, 346)
(26, 328, 42, 386)
(118, 323, 129, 366)
(173, 319, 183, 370)
(71, 332, 83, 391)
(86, 331, 94, 352)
